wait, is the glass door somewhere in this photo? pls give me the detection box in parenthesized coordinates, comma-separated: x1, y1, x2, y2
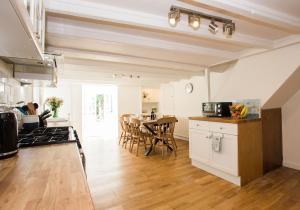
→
(82, 85, 118, 140)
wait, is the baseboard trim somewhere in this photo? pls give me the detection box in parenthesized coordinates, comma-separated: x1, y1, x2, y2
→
(192, 159, 241, 186)
(174, 134, 189, 141)
(283, 161, 300, 171)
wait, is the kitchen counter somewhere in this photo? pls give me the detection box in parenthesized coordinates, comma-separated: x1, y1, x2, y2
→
(47, 120, 72, 127)
(189, 116, 263, 186)
(0, 143, 94, 210)
(188, 116, 261, 124)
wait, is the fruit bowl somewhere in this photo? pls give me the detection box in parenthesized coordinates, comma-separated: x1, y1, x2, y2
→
(230, 104, 248, 119)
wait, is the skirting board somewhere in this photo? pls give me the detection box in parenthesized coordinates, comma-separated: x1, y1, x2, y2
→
(174, 134, 189, 141)
(192, 159, 241, 186)
(283, 161, 300, 171)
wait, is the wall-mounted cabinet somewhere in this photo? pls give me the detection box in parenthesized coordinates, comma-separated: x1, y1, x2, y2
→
(0, 0, 45, 60)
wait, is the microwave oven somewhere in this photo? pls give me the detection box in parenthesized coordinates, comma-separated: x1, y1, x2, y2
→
(202, 102, 232, 117)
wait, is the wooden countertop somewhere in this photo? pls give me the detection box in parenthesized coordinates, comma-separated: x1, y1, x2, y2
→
(188, 116, 261, 124)
(0, 143, 95, 210)
(47, 120, 72, 127)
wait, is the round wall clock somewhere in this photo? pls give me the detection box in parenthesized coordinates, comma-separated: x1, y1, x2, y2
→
(185, 83, 193, 94)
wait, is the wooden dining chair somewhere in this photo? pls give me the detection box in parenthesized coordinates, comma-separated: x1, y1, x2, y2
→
(122, 115, 133, 149)
(155, 117, 178, 159)
(129, 118, 150, 156)
(119, 116, 126, 145)
(162, 115, 177, 148)
(119, 114, 135, 148)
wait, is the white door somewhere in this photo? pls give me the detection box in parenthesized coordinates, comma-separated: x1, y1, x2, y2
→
(82, 85, 118, 140)
(161, 84, 175, 115)
(211, 133, 238, 176)
(189, 129, 211, 164)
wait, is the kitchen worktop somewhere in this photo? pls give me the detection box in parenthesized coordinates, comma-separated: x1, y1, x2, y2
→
(47, 120, 72, 127)
(0, 143, 94, 210)
(188, 116, 261, 124)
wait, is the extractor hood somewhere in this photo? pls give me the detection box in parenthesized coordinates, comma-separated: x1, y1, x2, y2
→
(1, 54, 63, 87)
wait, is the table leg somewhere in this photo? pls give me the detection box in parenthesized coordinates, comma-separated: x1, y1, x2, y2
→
(144, 138, 159, 156)
(165, 141, 173, 151)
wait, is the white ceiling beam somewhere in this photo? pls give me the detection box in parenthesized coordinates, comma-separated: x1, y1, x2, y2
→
(59, 63, 200, 85)
(59, 73, 178, 86)
(62, 58, 202, 78)
(46, 33, 226, 66)
(46, 20, 237, 60)
(181, 0, 300, 33)
(45, 0, 273, 49)
(274, 35, 300, 48)
(49, 47, 205, 72)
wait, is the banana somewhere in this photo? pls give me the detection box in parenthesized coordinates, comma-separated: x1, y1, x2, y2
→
(240, 106, 248, 118)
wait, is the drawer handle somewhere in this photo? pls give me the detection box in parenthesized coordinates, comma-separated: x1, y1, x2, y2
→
(196, 124, 200, 126)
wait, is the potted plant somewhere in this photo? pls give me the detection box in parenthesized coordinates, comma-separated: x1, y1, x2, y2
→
(46, 97, 63, 118)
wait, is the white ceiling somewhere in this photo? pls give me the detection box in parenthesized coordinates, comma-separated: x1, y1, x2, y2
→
(83, 0, 175, 16)
(248, 0, 300, 18)
(44, 0, 300, 86)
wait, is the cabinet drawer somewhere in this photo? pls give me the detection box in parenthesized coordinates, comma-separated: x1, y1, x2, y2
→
(189, 120, 210, 131)
(209, 122, 238, 135)
(189, 120, 238, 135)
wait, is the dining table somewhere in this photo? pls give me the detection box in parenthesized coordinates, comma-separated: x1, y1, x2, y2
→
(142, 118, 178, 156)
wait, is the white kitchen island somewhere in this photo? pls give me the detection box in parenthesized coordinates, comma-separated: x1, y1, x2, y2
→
(189, 116, 263, 186)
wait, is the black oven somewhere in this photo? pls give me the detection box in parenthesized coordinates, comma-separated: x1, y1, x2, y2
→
(202, 102, 232, 117)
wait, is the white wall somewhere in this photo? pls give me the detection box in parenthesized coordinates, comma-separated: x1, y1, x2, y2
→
(117, 85, 142, 136)
(43, 85, 72, 119)
(210, 43, 300, 108)
(70, 84, 82, 140)
(282, 88, 300, 170)
(118, 85, 142, 116)
(160, 76, 208, 139)
(41, 84, 83, 139)
(0, 60, 22, 105)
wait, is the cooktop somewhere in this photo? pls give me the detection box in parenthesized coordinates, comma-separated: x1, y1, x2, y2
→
(18, 126, 77, 148)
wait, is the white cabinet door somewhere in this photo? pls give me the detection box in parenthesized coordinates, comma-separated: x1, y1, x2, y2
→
(189, 129, 211, 164)
(211, 133, 238, 176)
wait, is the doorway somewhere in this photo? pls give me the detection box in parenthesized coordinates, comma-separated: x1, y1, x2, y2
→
(82, 85, 118, 140)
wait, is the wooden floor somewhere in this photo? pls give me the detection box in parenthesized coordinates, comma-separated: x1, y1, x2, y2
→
(83, 139, 300, 210)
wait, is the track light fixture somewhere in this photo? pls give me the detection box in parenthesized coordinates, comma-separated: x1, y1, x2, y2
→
(168, 8, 180, 27)
(223, 22, 235, 36)
(168, 6, 235, 37)
(188, 15, 200, 30)
(112, 73, 141, 79)
(208, 20, 218, 34)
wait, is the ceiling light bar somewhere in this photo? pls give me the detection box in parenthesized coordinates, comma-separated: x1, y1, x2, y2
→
(112, 73, 141, 79)
(168, 6, 235, 36)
